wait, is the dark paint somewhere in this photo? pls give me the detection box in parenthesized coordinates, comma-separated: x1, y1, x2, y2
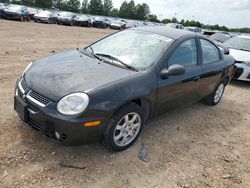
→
(15, 26, 235, 145)
(2, 5, 29, 21)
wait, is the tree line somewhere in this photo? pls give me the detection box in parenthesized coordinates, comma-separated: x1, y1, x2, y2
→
(1, 0, 249, 33)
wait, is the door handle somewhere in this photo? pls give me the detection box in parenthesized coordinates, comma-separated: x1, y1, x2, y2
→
(193, 76, 200, 81)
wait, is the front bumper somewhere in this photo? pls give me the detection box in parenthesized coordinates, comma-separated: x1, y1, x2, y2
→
(110, 25, 121, 30)
(3, 12, 21, 20)
(233, 63, 250, 81)
(34, 17, 49, 23)
(14, 78, 108, 145)
(77, 20, 90, 26)
(93, 22, 106, 28)
(57, 19, 72, 25)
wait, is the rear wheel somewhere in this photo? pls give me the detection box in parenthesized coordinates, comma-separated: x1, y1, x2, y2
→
(204, 82, 225, 106)
(103, 103, 144, 151)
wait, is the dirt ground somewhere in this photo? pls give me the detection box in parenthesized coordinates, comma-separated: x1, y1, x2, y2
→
(0, 19, 249, 188)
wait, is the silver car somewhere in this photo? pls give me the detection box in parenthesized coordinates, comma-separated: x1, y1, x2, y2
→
(223, 35, 250, 81)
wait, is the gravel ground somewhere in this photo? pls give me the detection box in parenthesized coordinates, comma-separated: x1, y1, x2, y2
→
(0, 19, 250, 188)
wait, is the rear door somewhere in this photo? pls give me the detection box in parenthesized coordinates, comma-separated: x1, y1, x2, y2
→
(156, 37, 202, 114)
(198, 38, 224, 97)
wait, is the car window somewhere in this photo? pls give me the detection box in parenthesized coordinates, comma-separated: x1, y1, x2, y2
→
(168, 39, 197, 69)
(200, 39, 220, 64)
(90, 30, 173, 70)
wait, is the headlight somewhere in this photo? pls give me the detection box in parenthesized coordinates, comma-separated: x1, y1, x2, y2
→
(242, 61, 250, 67)
(22, 62, 33, 76)
(57, 93, 89, 116)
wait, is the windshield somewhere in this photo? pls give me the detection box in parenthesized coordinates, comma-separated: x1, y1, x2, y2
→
(59, 12, 73, 17)
(8, 5, 21, 11)
(223, 37, 250, 51)
(89, 30, 173, 69)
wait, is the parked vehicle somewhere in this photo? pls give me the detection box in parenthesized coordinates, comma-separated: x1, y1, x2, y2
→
(27, 7, 38, 20)
(110, 20, 126, 30)
(0, 3, 8, 17)
(2, 4, 30, 21)
(223, 35, 250, 81)
(57, 11, 76, 26)
(185, 26, 202, 33)
(210, 33, 231, 44)
(93, 16, 110, 28)
(167, 23, 184, 29)
(14, 27, 235, 151)
(125, 21, 136, 29)
(33, 10, 57, 24)
(75, 15, 92, 27)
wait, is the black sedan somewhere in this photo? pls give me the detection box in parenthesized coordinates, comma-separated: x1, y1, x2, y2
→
(93, 16, 110, 28)
(2, 4, 30, 21)
(57, 11, 76, 26)
(14, 27, 235, 151)
(33, 10, 57, 24)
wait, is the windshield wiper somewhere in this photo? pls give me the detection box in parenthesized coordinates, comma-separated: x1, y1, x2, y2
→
(95, 53, 138, 72)
(79, 48, 103, 61)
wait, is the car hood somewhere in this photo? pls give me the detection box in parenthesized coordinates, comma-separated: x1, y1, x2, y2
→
(229, 48, 250, 62)
(4, 9, 20, 13)
(24, 50, 139, 102)
(78, 18, 88, 21)
(34, 15, 49, 18)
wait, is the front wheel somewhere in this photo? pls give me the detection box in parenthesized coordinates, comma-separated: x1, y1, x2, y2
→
(204, 82, 225, 106)
(103, 103, 144, 151)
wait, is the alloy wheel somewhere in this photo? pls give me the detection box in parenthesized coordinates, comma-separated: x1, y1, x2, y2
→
(214, 83, 224, 103)
(113, 112, 141, 147)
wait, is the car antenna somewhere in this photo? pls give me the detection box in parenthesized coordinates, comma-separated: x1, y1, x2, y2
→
(76, 21, 80, 51)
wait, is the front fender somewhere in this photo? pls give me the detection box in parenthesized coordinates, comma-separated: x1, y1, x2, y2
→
(87, 69, 157, 119)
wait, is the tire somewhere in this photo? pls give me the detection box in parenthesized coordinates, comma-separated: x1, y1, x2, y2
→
(204, 81, 225, 106)
(103, 102, 144, 151)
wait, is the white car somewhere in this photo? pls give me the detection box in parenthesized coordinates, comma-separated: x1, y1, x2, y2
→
(223, 35, 250, 81)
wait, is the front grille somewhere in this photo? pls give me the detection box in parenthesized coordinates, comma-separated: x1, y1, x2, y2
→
(28, 118, 42, 131)
(21, 79, 28, 92)
(29, 90, 51, 106)
(234, 67, 244, 78)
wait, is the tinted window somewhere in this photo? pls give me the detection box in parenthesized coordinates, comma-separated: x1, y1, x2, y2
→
(168, 39, 197, 69)
(200, 39, 220, 64)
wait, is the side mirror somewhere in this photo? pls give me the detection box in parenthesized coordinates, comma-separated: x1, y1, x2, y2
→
(160, 64, 186, 78)
(219, 46, 230, 55)
(223, 47, 230, 55)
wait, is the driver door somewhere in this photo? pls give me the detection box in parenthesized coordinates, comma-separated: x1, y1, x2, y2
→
(156, 38, 202, 114)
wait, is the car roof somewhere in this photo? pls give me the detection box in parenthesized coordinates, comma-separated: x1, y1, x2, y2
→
(131, 26, 193, 40)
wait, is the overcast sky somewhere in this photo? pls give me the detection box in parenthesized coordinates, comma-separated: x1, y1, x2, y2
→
(109, 0, 250, 28)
